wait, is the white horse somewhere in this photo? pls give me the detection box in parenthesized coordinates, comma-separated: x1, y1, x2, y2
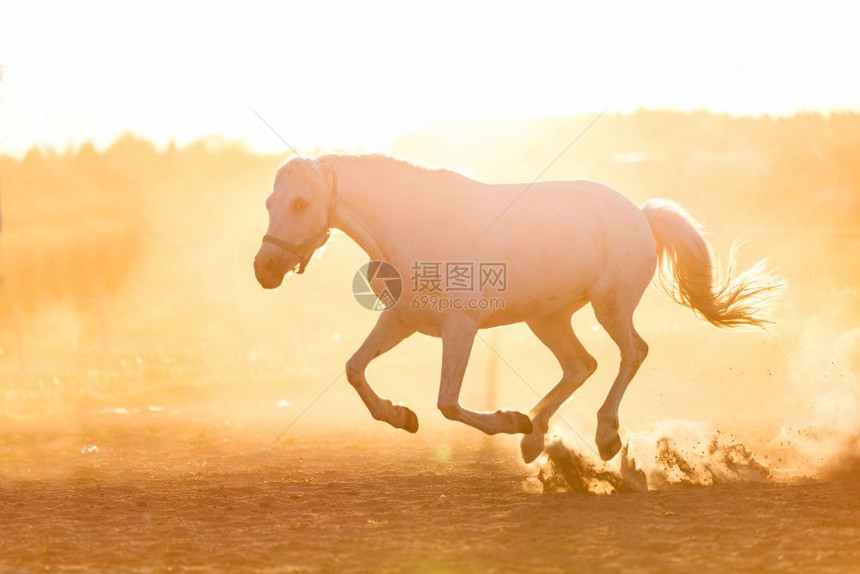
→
(254, 155, 780, 462)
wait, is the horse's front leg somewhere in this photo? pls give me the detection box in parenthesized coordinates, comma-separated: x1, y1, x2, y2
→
(346, 311, 418, 432)
(437, 315, 533, 435)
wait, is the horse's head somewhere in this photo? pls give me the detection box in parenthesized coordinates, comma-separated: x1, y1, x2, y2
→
(254, 157, 335, 289)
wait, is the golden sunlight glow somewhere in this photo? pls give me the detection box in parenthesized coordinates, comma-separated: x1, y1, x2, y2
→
(2, 2, 860, 572)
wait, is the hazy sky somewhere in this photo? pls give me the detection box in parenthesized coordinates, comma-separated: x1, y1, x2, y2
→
(1, 1, 858, 155)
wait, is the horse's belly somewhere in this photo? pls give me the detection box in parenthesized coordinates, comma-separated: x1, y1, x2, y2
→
(392, 255, 597, 335)
(481, 267, 594, 327)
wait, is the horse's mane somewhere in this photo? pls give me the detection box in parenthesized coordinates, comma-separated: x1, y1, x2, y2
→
(319, 153, 465, 182)
(275, 153, 472, 195)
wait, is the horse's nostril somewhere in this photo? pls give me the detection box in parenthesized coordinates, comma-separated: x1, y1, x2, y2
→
(264, 259, 274, 272)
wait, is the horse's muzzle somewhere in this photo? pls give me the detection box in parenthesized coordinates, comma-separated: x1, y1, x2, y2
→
(254, 259, 284, 289)
(254, 247, 295, 289)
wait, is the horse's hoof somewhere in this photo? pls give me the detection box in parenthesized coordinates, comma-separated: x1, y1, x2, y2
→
(400, 408, 419, 433)
(596, 430, 622, 461)
(499, 410, 533, 435)
(520, 430, 545, 463)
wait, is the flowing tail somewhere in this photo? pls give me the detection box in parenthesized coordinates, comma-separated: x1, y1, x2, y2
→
(641, 199, 783, 328)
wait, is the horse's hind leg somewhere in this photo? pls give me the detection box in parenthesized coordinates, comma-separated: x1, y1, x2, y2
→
(591, 290, 649, 461)
(346, 311, 418, 432)
(520, 309, 597, 463)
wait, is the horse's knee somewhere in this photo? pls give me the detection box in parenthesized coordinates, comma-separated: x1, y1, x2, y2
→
(638, 339, 649, 360)
(583, 353, 598, 377)
(621, 353, 643, 370)
(345, 357, 365, 387)
(438, 403, 460, 421)
(621, 339, 648, 369)
(562, 353, 597, 384)
(633, 339, 649, 367)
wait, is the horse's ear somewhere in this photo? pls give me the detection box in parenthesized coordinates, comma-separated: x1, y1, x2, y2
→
(304, 158, 323, 180)
(316, 156, 338, 194)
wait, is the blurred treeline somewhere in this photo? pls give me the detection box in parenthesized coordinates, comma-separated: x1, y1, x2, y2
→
(0, 136, 280, 319)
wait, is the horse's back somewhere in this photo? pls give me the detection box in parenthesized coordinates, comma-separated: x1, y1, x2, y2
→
(465, 179, 656, 324)
(514, 178, 655, 260)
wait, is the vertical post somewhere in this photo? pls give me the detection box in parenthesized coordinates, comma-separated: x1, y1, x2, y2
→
(484, 328, 498, 411)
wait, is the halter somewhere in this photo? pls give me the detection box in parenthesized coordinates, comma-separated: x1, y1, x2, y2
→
(262, 228, 331, 274)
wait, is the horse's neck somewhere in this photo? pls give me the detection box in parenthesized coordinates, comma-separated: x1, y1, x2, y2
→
(329, 160, 441, 261)
(330, 189, 392, 261)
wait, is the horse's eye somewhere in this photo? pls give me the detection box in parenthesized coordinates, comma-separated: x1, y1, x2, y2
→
(291, 197, 309, 213)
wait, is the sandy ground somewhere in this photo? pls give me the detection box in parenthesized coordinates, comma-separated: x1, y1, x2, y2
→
(1, 413, 859, 574)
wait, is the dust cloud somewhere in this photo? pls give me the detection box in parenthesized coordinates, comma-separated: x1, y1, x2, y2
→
(535, 322, 860, 493)
(535, 320, 860, 493)
(771, 326, 860, 480)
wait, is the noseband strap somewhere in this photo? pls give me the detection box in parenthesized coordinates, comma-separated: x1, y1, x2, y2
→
(262, 228, 330, 274)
